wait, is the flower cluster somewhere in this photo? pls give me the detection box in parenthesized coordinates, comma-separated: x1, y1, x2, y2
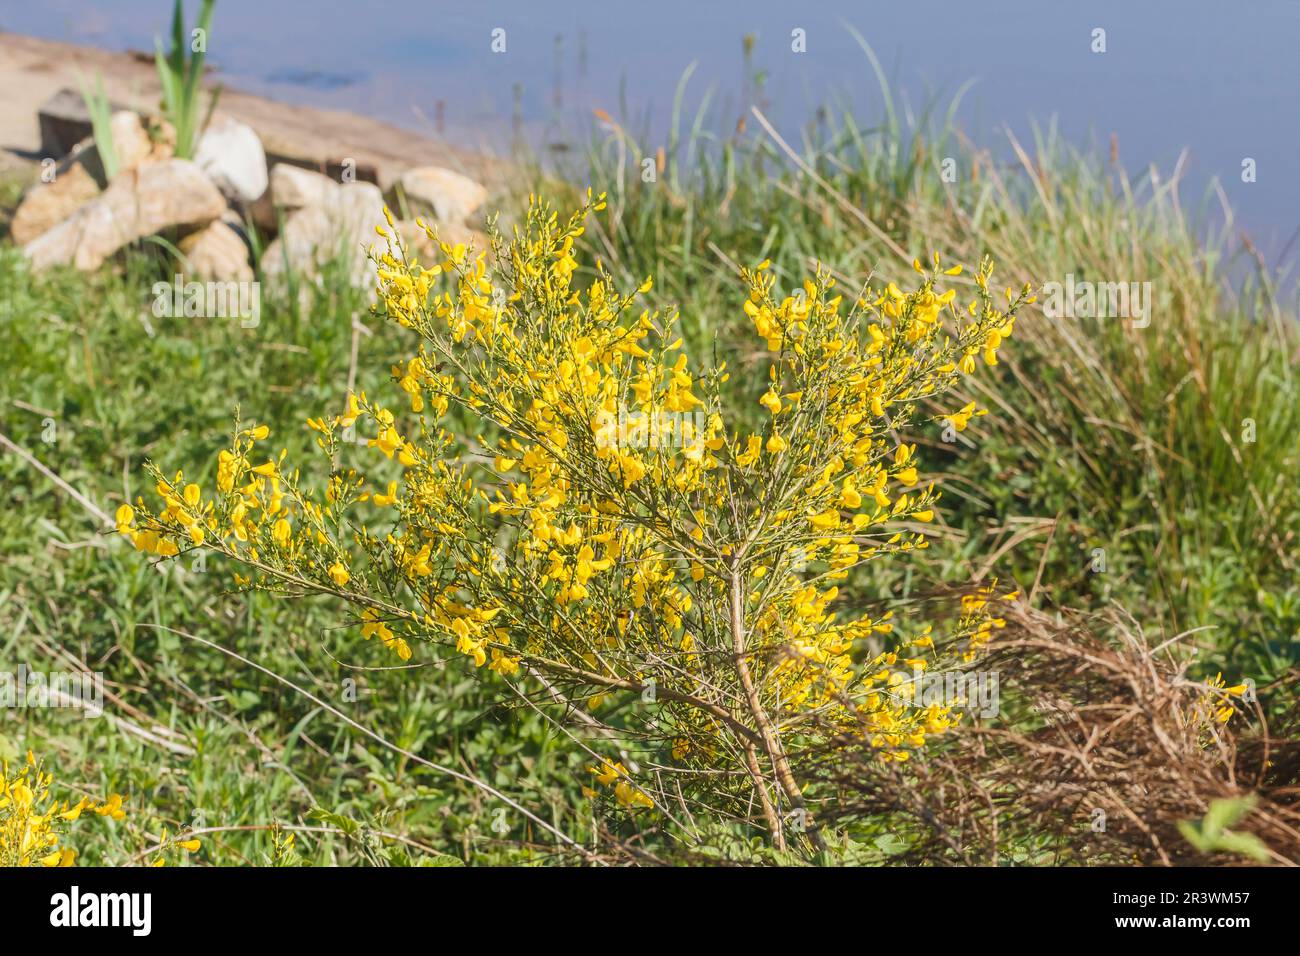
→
(0, 752, 125, 867)
(126, 195, 1030, 847)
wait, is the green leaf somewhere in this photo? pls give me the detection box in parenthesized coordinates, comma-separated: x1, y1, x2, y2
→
(1179, 797, 1271, 863)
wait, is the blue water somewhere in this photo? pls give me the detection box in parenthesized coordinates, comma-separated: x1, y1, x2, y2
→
(7, 0, 1300, 274)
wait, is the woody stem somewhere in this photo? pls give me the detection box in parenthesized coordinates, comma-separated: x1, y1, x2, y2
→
(729, 564, 819, 851)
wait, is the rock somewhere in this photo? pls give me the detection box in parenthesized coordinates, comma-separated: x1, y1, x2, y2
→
(9, 162, 101, 245)
(260, 181, 385, 288)
(108, 111, 153, 176)
(194, 116, 268, 203)
(389, 166, 487, 227)
(14, 111, 167, 247)
(37, 87, 128, 159)
(253, 164, 338, 233)
(269, 164, 339, 211)
(24, 159, 228, 272)
(10, 130, 126, 247)
(263, 155, 380, 187)
(179, 219, 253, 282)
(147, 117, 177, 162)
(35, 92, 151, 177)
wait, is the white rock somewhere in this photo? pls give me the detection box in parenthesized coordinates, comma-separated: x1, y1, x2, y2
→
(10, 113, 170, 247)
(147, 117, 177, 162)
(179, 220, 253, 282)
(109, 111, 152, 176)
(194, 116, 268, 203)
(24, 159, 227, 272)
(390, 166, 487, 226)
(10, 162, 101, 246)
(269, 164, 339, 211)
(260, 181, 385, 288)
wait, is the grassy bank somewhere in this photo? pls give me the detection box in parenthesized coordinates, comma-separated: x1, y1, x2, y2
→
(2, 85, 1297, 864)
(547, 95, 1300, 714)
(0, 243, 598, 864)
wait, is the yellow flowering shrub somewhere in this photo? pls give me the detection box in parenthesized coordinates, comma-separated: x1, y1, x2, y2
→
(123, 195, 1032, 851)
(0, 751, 125, 867)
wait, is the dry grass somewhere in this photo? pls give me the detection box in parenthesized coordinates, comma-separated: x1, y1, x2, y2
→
(818, 601, 1300, 865)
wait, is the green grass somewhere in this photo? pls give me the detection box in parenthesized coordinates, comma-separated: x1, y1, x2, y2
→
(3, 67, 1297, 863)
(0, 242, 598, 865)
(154, 0, 220, 160)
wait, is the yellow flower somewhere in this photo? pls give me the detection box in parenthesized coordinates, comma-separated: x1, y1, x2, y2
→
(339, 392, 361, 428)
(372, 481, 399, 507)
(942, 401, 986, 433)
(124, 194, 1033, 846)
(809, 509, 840, 530)
(488, 649, 520, 676)
(94, 793, 126, 821)
(589, 760, 624, 786)
(614, 780, 654, 810)
(114, 504, 135, 534)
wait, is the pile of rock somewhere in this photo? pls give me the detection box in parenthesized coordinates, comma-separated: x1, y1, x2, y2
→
(9, 91, 491, 293)
(258, 165, 487, 289)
